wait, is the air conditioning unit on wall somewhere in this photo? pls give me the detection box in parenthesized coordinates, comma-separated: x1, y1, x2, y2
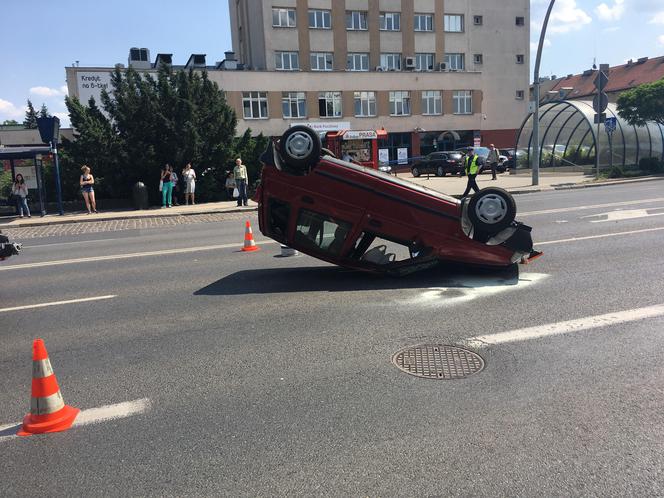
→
(437, 62, 447, 71)
(404, 56, 416, 69)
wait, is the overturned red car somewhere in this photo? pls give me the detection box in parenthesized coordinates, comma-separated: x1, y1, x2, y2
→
(255, 126, 540, 276)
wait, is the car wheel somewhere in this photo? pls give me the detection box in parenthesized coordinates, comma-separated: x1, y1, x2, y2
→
(467, 187, 516, 234)
(412, 167, 421, 177)
(279, 126, 321, 171)
(436, 166, 445, 177)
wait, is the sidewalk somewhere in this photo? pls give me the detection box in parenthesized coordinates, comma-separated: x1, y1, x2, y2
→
(2, 172, 662, 229)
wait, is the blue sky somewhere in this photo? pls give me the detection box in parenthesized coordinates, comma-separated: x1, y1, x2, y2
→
(1, 0, 663, 127)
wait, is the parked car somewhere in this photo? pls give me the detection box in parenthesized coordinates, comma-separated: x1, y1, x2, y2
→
(503, 148, 528, 170)
(411, 151, 464, 177)
(255, 126, 541, 276)
(0, 231, 21, 261)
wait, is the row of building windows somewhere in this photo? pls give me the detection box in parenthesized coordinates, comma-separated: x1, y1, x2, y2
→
(241, 90, 475, 119)
(273, 8, 526, 32)
(276, 51, 526, 71)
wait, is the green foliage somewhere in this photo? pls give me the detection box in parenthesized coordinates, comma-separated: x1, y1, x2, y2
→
(60, 65, 264, 204)
(2, 119, 19, 125)
(39, 104, 51, 118)
(638, 157, 664, 173)
(0, 170, 13, 200)
(608, 165, 624, 178)
(617, 79, 664, 126)
(23, 100, 38, 129)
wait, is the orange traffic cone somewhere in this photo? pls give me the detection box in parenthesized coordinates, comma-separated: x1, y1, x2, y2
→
(18, 339, 79, 436)
(242, 220, 260, 252)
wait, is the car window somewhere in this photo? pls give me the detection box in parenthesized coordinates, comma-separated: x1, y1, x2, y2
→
(353, 233, 413, 266)
(294, 209, 352, 256)
(268, 198, 291, 241)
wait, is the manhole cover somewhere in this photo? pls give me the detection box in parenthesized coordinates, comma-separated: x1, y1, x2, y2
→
(392, 344, 485, 380)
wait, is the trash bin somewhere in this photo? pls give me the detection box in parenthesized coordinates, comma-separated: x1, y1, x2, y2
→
(132, 182, 148, 210)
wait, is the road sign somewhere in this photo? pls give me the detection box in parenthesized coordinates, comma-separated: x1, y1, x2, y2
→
(605, 117, 617, 134)
(594, 113, 606, 124)
(593, 93, 609, 113)
(593, 71, 609, 93)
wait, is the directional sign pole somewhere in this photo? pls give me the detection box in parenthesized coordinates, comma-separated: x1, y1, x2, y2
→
(593, 64, 610, 180)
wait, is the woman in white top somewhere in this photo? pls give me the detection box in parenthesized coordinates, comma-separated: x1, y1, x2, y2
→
(182, 163, 196, 205)
(11, 173, 30, 218)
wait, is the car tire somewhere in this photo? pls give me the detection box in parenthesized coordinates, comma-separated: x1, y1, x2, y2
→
(412, 167, 421, 177)
(279, 126, 321, 171)
(467, 187, 516, 234)
(436, 166, 445, 177)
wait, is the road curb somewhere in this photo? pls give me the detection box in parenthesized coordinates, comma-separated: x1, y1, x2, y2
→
(0, 206, 257, 229)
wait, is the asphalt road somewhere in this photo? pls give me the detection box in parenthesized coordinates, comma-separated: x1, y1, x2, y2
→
(2, 181, 664, 496)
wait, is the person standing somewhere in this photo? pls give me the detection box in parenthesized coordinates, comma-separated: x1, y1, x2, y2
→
(161, 164, 173, 208)
(461, 150, 481, 198)
(183, 163, 197, 205)
(170, 166, 180, 206)
(224, 171, 236, 200)
(233, 158, 248, 207)
(79, 165, 97, 214)
(11, 174, 31, 218)
(487, 144, 499, 180)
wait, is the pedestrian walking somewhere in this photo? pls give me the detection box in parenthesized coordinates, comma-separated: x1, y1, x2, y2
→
(487, 144, 499, 180)
(461, 149, 481, 198)
(11, 174, 31, 218)
(170, 166, 180, 205)
(160, 164, 173, 208)
(224, 171, 236, 200)
(233, 158, 248, 207)
(183, 163, 196, 205)
(79, 165, 97, 214)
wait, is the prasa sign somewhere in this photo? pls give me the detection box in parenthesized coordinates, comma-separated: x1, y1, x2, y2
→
(343, 130, 378, 140)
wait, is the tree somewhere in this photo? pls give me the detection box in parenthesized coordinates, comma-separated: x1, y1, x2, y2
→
(616, 79, 664, 126)
(23, 100, 38, 128)
(2, 119, 19, 125)
(61, 65, 262, 204)
(39, 103, 51, 118)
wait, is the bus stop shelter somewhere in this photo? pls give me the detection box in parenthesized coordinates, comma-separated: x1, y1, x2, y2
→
(0, 145, 52, 217)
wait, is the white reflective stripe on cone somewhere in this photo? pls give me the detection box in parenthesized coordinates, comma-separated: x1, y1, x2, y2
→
(32, 359, 54, 379)
(30, 391, 65, 415)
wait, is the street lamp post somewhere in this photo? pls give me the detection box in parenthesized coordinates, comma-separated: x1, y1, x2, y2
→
(531, 0, 556, 186)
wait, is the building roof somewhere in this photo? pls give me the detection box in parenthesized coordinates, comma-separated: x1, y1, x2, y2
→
(548, 56, 664, 100)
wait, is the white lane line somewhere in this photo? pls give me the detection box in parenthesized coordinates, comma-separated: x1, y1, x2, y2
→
(536, 226, 664, 246)
(520, 197, 664, 217)
(464, 304, 664, 348)
(0, 295, 116, 313)
(0, 240, 279, 271)
(24, 238, 119, 249)
(0, 398, 151, 443)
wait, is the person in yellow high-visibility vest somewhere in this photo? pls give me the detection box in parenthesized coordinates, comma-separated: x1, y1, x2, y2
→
(462, 149, 481, 197)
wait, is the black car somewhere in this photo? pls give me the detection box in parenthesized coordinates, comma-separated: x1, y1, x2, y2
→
(411, 151, 464, 177)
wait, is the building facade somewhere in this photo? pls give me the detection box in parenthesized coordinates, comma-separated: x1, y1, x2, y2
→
(65, 0, 530, 163)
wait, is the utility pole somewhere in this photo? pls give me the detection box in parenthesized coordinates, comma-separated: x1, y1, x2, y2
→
(531, 0, 556, 186)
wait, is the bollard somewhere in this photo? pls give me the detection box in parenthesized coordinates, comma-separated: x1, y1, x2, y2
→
(132, 182, 149, 210)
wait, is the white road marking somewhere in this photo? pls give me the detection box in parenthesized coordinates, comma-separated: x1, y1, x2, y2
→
(536, 226, 664, 246)
(582, 209, 664, 223)
(0, 398, 151, 443)
(0, 295, 116, 313)
(0, 240, 278, 271)
(519, 197, 664, 217)
(406, 273, 548, 307)
(464, 304, 664, 348)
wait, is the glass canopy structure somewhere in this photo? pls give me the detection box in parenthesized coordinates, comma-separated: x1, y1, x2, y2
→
(515, 100, 664, 170)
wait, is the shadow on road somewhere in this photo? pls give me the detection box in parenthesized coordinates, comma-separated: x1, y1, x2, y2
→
(194, 263, 521, 296)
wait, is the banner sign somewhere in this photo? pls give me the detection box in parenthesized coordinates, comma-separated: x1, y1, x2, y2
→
(343, 130, 378, 140)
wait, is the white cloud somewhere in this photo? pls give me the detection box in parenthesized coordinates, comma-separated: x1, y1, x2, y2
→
(0, 98, 25, 120)
(649, 12, 664, 24)
(60, 85, 69, 96)
(531, 38, 553, 52)
(548, 0, 592, 34)
(602, 26, 621, 32)
(658, 35, 664, 46)
(596, 0, 625, 21)
(29, 86, 67, 97)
